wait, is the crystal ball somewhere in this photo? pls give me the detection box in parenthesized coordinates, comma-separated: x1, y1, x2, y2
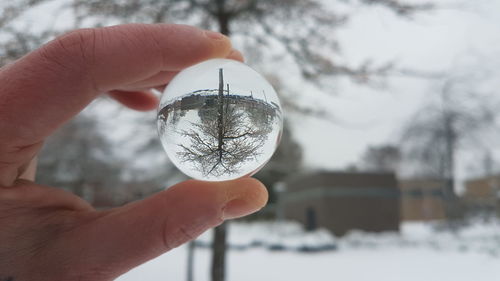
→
(157, 59, 283, 181)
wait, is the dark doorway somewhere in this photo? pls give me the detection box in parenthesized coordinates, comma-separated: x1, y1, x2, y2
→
(305, 207, 317, 231)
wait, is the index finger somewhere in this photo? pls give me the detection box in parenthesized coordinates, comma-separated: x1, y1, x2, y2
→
(0, 23, 233, 186)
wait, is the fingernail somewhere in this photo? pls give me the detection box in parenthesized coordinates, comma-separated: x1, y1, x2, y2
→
(204, 30, 227, 40)
(222, 198, 260, 220)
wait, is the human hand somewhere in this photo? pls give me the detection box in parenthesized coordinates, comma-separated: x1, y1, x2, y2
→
(0, 24, 268, 280)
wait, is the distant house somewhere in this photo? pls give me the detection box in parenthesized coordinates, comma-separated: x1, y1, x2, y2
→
(399, 179, 446, 221)
(180, 94, 207, 110)
(464, 175, 500, 216)
(280, 171, 400, 236)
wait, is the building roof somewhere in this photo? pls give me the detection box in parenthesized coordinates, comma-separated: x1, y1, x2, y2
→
(465, 174, 500, 186)
(283, 171, 398, 192)
(398, 178, 446, 191)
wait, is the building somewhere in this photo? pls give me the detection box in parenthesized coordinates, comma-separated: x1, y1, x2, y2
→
(280, 171, 400, 236)
(464, 175, 500, 216)
(180, 94, 207, 110)
(399, 179, 447, 221)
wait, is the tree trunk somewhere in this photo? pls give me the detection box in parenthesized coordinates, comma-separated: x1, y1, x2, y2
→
(211, 6, 231, 281)
(211, 222, 227, 281)
(215, 0, 231, 36)
(211, 68, 227, 281)
(218, 14, 230, 36)
(443, 114, 461, 226)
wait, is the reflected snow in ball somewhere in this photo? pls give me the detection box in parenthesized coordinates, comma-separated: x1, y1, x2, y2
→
(157, 59, 283, 181)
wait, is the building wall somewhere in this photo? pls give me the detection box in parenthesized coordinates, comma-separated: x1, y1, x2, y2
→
(282, 172, 400, 236)
(464, 176, 500, 216)
(465, 176, 500, 198)
(325, 197, 399, 236)
(282, 195, 327, 232)
(399, 179, 446, 221)
(400, 197, 446, 221)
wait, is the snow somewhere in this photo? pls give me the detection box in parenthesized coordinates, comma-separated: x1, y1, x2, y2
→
(194, 222, 337, 252)
(117, 220, 500, 281)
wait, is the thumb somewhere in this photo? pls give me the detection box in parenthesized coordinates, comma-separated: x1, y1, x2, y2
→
(61, 178, 267, 279)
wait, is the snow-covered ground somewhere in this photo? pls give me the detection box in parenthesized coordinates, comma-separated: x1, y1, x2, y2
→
(118, 220, 500, 281)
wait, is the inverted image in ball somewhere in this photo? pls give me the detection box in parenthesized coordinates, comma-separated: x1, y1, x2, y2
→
(157, 59, 283, 181)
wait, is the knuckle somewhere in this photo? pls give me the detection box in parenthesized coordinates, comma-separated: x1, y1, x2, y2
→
(38, 28, 99, 90)
(162, 225, 197, 251)
(41, 29, 92, 65)
(55, 28, 97, 59)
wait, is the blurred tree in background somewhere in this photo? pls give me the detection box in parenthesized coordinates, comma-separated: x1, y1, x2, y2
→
(255, 121, 303, 202)
(37, 113, 122, 200)
(0, 1, 433, 280)
(360, 144, 401, 174)
(400, 72, 499, 222)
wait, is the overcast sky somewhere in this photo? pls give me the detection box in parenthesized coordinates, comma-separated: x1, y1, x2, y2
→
(288, 0, 500, 183)
(12, 0, 500, 184)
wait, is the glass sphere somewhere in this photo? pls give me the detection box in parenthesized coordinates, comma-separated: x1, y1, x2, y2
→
(157, 59, 283, 181)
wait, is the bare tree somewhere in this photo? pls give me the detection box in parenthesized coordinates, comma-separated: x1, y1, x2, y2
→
(38, 110, 177, 207)
(178, 108, 268, 176)
(37, 113, 123, 202)
(179, 72, 266, 177)
(1, 0, 433, 81)
(360, 144, 401, 173)
(254, 121, 303, 202)
(400, 77, 498, 222)
(69, 0, 432, 84)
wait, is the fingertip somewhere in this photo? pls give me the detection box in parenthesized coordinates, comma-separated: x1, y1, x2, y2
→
(170, 177, 268, 219)
(222, 178, 268, 219)
(199, 29, 232, 59)
(203, 30, 229, 41)
(195, 177, 268, 220)
(234, 177, 269, 207)
(155, 25, 233, 67)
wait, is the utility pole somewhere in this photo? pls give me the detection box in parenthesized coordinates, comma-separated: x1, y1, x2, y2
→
(217, 68, 224, 163)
